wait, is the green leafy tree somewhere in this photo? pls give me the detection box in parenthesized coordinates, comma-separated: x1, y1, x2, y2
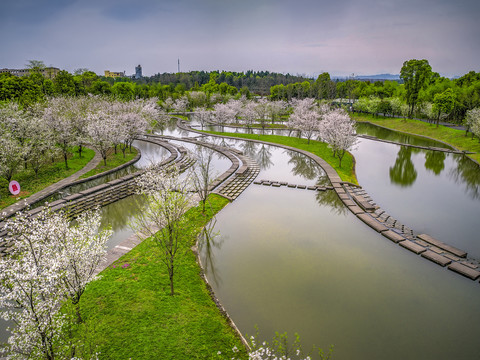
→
(53, 70, 76, 96)
(400, 59, 432, 117)
(432, 88, 455, 126)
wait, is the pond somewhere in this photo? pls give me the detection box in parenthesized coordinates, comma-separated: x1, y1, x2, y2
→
(197, 137, 480, 360)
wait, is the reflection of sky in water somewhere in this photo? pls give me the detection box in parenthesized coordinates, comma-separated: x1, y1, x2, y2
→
(201, 136, 327, 186)
(201, 185, 480, 360)
(352, 137, 480, 258)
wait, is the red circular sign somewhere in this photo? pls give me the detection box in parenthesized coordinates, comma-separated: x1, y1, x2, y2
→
(9, 181, 21, 195)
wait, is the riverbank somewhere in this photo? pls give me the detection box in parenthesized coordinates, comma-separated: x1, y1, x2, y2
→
(352, 113, 480, 163)
(73, 194, 248, 359)
(204, 131, 357, 184)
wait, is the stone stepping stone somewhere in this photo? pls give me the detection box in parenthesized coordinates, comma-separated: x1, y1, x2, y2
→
(421, 250, 452, 267)
(297, 185, 306, 189)
(272, 183, 281, 187)
(448, 262, 480, 280)
(382, 230, 405, 243)
(287, 184, 297, 188)
(307, 186, 317, 190)
(417, 234, 467, 258)
(357, 213, 389, 233)
(399, 240, 427, 254)
(348, 205, 364, 215)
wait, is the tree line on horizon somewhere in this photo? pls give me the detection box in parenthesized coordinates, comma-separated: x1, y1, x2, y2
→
(1, 59, 479, 122)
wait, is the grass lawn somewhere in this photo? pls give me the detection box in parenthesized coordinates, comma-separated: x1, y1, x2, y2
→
(352, 113, 480, 163)
(204, 131, 357, 184)
(80, 147, 138, 179)
(75, 194, 248, 359)
(0, 148, 95, 210)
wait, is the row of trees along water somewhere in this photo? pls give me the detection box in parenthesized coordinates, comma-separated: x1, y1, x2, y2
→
(271, 60, 480, 125)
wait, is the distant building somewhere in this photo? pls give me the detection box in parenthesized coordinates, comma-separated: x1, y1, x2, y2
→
(104, 70, 126, 78)
(135, 64, 142, 79)
(0, 67, 60, 79)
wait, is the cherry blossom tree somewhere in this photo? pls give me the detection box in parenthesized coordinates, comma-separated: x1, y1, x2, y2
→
(195, 107, 211, 130)
(319, 108, 357, 167)
(0, 208, 111, 359)
(173, 96, 189, 115)
(86, 112, 115, 166)
(43, 97, 78, 169)
(267, 100, 287, 124)
(190, 146, 218, 213)
(464, 108, 480, 138)
(241, 101, 258, 130)
(288, 98, 321, 144)
(133, 166, 193, 296)
(226, 99, 243, 124)
(255, 98, 270, 131)
(213, 103, 236, 130)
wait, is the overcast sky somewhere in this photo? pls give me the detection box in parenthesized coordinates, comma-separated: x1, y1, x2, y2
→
(1, 0, 478, 78)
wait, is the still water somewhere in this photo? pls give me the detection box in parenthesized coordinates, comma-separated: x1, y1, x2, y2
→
(352, 138, 480, 259)
(197, 138, 480, 360)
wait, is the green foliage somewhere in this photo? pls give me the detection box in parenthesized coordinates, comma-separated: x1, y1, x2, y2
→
(400, 59, 432, 116)
(72, 194, 248, 359)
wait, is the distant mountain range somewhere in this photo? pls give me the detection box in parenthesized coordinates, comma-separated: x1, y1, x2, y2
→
(330, 73, 401, 81)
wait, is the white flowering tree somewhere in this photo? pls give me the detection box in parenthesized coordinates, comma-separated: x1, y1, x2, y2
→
(319, 108, 357, 167)
(134, 166, 193, 295)
(267, 100, 287, 124)
(43, 97, 78, 169)
(255, 98, 270, 131)
(469, 108, 480, 142)
(288, 98, 321, 144)
(195, 107, 211, 130)
(86, 112, 115, 166)
(226, 99, 243, 124)
(190, 146, 218, 213)
(0, 208, 111, 359)
(464, 107, 480, 139)
(173, 96, 189, 115)
(241, 101, 258, 130)
(213, 103, 236, 130)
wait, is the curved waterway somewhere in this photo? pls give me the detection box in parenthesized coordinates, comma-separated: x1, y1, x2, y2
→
(197, 136, 480, 360)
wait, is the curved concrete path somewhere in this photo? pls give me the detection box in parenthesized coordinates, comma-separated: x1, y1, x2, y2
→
(0, 150, 102, 222)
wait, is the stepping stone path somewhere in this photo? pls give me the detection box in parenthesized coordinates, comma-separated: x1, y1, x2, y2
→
(213, 154, 260, 200)
(338, 182, 480, 284)
(253, 180, 332, 192)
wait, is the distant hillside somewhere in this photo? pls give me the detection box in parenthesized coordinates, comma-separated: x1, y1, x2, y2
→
(355, 74, 400, 80)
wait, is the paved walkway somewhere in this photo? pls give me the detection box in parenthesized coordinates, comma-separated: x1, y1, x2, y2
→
(0, 151, 102, 221)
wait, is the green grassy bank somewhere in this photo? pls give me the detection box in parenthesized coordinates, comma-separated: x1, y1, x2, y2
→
(204, 131, 357, 184)
(80, 147, 138, 179)
(352, 113, 480, 163)
(0, 147, 95, 210)
(75, 194, 248, 359)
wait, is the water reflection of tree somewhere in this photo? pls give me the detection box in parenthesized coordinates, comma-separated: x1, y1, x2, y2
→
(286, 150, 320, 180)
(449, 154, 480, 199)
(424, 150, 446, 175)
(389, 146, 417, 187)
(255, 144, 273, 170)
(197, 218, 224, 287)
(100, 194, 149, 232)
(315, 188, 348, 216)
(240, 141, 258, 158)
